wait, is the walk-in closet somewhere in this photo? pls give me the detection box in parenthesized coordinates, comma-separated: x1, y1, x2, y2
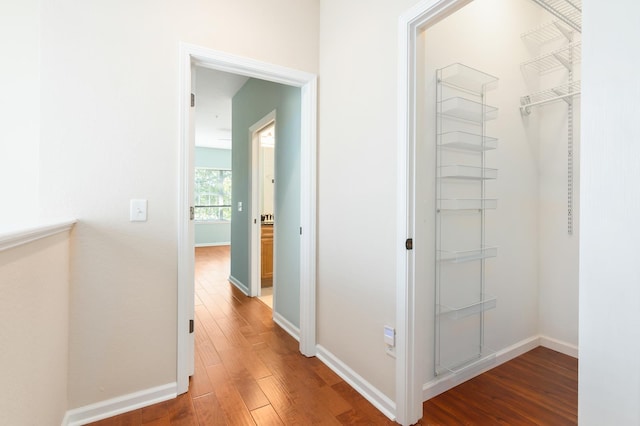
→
(415, 0, 581, 392)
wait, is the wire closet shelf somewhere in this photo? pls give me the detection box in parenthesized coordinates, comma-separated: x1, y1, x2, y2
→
(529, 0, 582, 33)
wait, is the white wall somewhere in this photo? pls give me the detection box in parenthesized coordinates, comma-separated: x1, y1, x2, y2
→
(36, 0, 318, 409)
(0, 0, 40, 226)
(537, 60, 580, 348)
(0, 232, 71, 426)
(318, 0, 578, 403)
(579, 0, 640, 423)
(318, 0, 420, 400)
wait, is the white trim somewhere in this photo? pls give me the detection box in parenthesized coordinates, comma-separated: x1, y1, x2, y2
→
(177, 43, 318, 394)
(539, 335, 579, 358)
(228, 275, 249, 295)
(298, 76, 318, 357)
(62, 383, 176, 426)
(316, 345, 396, 422)
(422, 336, 540, 401)
(396, 1, 472, 424)
(273, 311, 300, 341)
(0, 219, 76, 252)
(194, 242, 230, 248)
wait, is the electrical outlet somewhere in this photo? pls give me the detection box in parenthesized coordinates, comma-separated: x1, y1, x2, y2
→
(385, 345, 396, 358)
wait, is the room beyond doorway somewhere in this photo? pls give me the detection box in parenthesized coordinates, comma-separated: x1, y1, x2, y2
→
(257, 121, 275, 302)
(177, 43, 318, 395)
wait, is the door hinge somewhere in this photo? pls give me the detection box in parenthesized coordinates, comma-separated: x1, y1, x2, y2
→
(300, 226, 302, 235)
(405, 238, 413, 250)
(190, 93, 195, 107)
(189, 319, 194, 334)
(190, 206, 195, 220)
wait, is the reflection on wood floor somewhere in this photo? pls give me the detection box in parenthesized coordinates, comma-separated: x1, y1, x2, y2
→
(88, 245, 577, 425)
(88, 245, 395, 425)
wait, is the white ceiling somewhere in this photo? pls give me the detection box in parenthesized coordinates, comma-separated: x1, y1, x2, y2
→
(194, 66, 249, 149)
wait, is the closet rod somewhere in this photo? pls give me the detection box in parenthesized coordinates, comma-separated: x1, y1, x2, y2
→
(520, 91, 580, 113)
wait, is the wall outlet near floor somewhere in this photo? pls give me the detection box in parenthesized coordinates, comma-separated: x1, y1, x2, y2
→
(385, 345, 396, 358)
(384, 325, 396, 358)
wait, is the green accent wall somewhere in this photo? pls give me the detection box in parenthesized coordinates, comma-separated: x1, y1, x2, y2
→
(195, 147, 232, 246)
(231, 78, 301, 328)
(195, 146, 231, 169)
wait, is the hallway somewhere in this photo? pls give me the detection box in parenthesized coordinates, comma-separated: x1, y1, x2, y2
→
(89, 246, 395, 425)
(88, 246, 577, 425)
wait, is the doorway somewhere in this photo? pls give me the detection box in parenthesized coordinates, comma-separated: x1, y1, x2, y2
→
(252, 121, 276, 309)
(177, 43, 318, 395)
(397, 0, 581, 423)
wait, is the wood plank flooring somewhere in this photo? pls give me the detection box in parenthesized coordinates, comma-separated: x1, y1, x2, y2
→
(88, 246, 577, 425)
(419, 346, 577, 425)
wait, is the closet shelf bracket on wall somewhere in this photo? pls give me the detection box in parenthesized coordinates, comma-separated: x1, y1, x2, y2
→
(520, 81, 581, 115)
(529, 0, 582, 33)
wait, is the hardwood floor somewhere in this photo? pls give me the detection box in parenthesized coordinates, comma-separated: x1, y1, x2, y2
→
(88, 246, 394, 426)
(419, 346, 577, 425)
(88, 246, 577, 425)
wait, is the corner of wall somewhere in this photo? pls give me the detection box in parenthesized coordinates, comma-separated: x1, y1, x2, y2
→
(228, 275, 249, 295)
(315, 345, 396, 422)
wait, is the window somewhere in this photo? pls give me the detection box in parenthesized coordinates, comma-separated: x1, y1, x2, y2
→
(194, 168, 232, 221)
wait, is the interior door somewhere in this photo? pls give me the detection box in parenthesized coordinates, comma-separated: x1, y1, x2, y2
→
(187, 63, 196, 377)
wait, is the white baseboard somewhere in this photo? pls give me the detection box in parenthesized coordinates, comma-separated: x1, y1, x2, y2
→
(273, 311, 300, 342)
(62, 382, 176, 426)
(194, 242, 230, 247)
(228, 275, 249, 295)
(539, 335, 578, 358)
(423, 335, 540, 401)
(316, 345, 396, 422)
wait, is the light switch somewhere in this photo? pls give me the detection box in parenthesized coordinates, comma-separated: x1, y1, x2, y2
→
(130, 199, 147, 222)
(237, 201, 243, 212)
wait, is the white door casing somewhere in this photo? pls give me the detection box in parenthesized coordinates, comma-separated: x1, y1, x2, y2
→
(396, 0, 472, 424)
(177, 43, 318, 394)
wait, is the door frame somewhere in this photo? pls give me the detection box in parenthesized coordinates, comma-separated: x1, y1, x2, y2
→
(396, 0, 472, 424)
(250, 111, 277, 298)
(177, 43, 318, 394)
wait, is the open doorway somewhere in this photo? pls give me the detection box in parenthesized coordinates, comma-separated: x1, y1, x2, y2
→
(397, 0, 581, 422)
(177, 43, 318, 395)
(255, 121, 276, 308)
(193, 66, 246, 280)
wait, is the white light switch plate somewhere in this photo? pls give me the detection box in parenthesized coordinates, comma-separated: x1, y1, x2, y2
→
(130, 199, 147, 222)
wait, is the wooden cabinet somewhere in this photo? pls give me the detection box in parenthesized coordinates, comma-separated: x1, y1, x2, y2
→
(261, 225, 273, 283)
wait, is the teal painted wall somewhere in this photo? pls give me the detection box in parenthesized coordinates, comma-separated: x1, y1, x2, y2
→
(231, 78, 301, 327)
(195, 146, 231, 169)
(195, 147, 232, 246)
